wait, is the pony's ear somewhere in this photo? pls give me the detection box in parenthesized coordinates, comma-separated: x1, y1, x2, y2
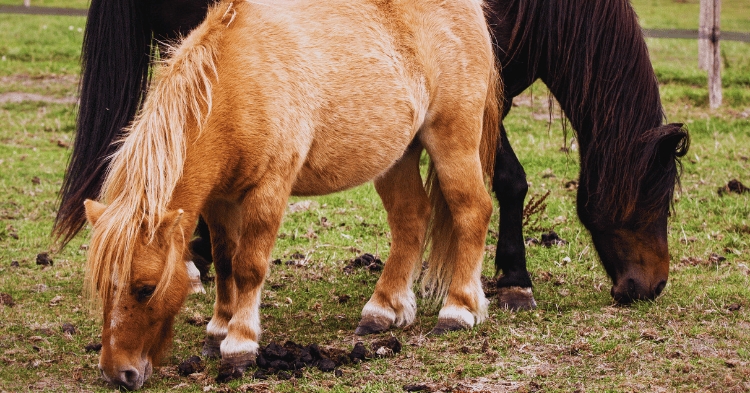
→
(657, 123, 689, 160)
(83, 199, 107, 225)
(163, 209, 185, 236)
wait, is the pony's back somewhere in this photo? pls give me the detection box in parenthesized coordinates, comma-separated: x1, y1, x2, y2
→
(190, 0, 496, 194)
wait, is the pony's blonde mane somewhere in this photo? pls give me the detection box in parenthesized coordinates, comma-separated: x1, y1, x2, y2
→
(84, 3, 233, 303)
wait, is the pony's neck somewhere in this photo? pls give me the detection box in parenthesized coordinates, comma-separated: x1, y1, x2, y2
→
(535, 1, 665, 146)
(504, 0, 671, 226)
(502, 0, 665, 135)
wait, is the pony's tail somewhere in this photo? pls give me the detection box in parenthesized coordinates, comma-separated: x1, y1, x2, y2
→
(54, 0, 153, 247)
(421, 64, 502, 302)
(481, 62, 502, 184)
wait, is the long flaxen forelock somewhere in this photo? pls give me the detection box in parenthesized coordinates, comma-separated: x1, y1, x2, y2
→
(84, 12, 224, 304)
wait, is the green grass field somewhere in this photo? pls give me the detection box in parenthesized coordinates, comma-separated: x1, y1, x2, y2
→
(1, 1, 749, 392)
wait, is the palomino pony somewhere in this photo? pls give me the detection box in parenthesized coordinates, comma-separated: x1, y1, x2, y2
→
(56, 0, 688, 310)
(83, 0, 500, 389)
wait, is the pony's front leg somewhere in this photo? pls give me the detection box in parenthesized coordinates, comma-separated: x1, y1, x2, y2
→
(492, 125, 536, 310)
(356, 144, 429, 335)
(202, 203, 242, 358)
(219, 188, 288, 371)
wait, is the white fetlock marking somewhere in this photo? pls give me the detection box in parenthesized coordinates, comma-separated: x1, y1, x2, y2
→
(438, 305, 476, 328)
(471, 262, 489, 324)
(393, 290, 417, 327)
(362, 289, 417, 327)
(472, 293, 490, 325)
(206, 318, 229, 338)
(361, 300, 396, 323)
(461, 271, 490, 325)
(220, 335, 259, 358)
(185, 260, 206, 294)
(220, 288, 262, 356)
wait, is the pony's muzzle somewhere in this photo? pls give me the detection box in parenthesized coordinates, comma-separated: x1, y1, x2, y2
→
(99, 361, 150, 390)
(611, 278, 667, 304)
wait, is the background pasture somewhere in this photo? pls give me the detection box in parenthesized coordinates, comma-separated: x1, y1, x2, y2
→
(0, 0, 749, 391)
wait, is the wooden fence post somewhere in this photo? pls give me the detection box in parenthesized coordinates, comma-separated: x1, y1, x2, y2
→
(700, 0, 722, 108)
(699, 0, 709, 70)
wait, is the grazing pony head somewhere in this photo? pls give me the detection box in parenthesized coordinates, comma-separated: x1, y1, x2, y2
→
(85, 200, 191, 390)
(577, 123, 689, 303)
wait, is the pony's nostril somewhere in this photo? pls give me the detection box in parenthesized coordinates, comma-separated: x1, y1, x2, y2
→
(611, 278, 638, 304)
(627, 278, 637, 297)
(116, 367, 140, 390)
(654, 280, 667, 297)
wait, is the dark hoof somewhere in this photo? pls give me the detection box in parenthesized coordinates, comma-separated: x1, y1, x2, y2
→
(202, 335, 224, 358)
(215, 362, 244, 383)
(354, 314, 391, 336)
(496, 286, 536, 311)
(428, 318, 468, 336)
(221, 351, 256, 373)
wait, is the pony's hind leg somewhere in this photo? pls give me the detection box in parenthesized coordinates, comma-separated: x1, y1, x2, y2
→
(356, 143, 430, 335)
(219, 183, 289, 371)
(421, 111, 493, 335)
(202, 203, 241, 358)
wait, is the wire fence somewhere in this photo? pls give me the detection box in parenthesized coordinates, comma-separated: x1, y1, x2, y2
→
(0, 5, 86, 17)
(644, 28, 750, 43)
(2, 5, 750, 44)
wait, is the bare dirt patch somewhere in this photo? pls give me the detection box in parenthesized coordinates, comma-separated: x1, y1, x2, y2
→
(0, 92, 77, 105)
(0, 74, 78, 103)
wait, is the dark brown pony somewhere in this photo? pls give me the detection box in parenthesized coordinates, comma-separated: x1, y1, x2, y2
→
(487, 0, 688, 308)
(56, 0, 688, 307)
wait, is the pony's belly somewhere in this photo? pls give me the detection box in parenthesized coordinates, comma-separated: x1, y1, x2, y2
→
(290, 134, 415, 196)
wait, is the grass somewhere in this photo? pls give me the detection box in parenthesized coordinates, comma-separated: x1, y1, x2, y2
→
(0, 0, 88, 9)
(631, 0, 750, 32)
(1, 2, 749, 392)
(0, 13, 85, 77)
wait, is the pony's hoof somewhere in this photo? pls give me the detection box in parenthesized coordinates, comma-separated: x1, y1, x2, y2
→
(215, 363, 244, 383)
(354, 314, 391, 336)
(202, 335, 224, 358)
(496, 286, 537, 311)
(428, 318, 469, 336)
(220, 351, 256, 373)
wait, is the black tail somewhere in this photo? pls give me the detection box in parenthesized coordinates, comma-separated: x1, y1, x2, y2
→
(54, 0, 153, 245)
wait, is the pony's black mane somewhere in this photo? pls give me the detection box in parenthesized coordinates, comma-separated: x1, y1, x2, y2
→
(503, 0, 688, 228)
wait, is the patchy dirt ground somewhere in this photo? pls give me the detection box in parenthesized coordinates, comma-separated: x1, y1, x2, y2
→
(1, 37, 749, 390)
(0, 92, 77, 104)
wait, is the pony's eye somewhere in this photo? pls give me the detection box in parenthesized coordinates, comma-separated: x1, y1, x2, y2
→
(135, 285, 156, 302)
